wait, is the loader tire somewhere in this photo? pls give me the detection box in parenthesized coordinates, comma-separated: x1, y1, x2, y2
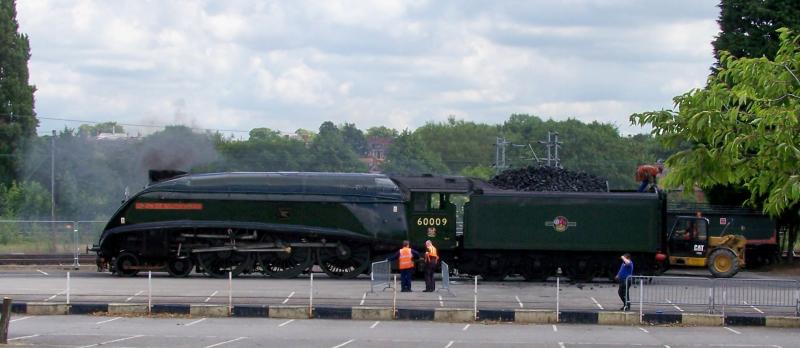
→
(708, 249, 739, 278)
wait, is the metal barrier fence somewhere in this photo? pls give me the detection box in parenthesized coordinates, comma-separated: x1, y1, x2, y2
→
(438, 261, 453, 296)
(628, 275, 800, 316)
(369, 260, 392, 293)
(0, 220, 106, 268)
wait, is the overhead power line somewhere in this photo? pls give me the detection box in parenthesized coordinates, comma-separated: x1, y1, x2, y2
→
(9, 114, 252, 134)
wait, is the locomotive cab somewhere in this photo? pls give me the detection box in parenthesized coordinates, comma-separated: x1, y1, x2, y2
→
(408, 191, 458, 250)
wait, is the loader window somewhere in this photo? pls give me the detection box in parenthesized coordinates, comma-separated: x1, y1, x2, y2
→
(669, 217, 709, 256)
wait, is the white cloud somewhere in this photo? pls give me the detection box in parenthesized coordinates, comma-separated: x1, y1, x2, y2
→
(15, 1, 720, 136)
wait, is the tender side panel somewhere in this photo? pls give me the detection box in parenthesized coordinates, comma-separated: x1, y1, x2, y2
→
(464, 192, 662, 253)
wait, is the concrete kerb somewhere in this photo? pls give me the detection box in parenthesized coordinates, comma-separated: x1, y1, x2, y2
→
(351, 306, 393, 321)
(108, 303, 149, 315)
(268, 305, 311, 319)
(598, 311, 639, 325)
(26, 302, 68, 315)
(434, 308, 474, 323)
(514, 309, 558, 324)
(765, 316, 800, 328)
(681, 313, 724, 326)
(190, 304, 230, 317)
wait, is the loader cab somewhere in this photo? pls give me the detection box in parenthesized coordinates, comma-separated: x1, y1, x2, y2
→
(668, 216, 709, 260)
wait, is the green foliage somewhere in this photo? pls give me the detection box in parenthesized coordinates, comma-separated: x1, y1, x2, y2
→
(0, 0, 37, 185)
(415, 117, 498, 174)
(382, 129, 447, 175)
(308, 121, 367, 172)
(366, 126, 399, 138)
(712, 0, 800, 64)
(631, 28, 800, 218)
(77, 122, 124, 137)
(0, 180, 50, 219)
(460, 165, 494, 180)
(340, 123, 368, 156)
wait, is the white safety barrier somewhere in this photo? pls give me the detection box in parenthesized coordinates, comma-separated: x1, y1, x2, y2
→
(369, 260, 393, 293)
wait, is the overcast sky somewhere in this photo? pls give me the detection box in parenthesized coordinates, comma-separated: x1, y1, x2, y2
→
(17, 0, 720, 137)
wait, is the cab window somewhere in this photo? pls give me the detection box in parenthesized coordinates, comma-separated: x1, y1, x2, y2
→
(413, 193, 428, 212)
(430, 193, 442, 210)
(672, 218, 708, 241)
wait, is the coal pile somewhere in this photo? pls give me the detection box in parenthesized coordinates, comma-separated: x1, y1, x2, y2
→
(489, 166, 608, 192)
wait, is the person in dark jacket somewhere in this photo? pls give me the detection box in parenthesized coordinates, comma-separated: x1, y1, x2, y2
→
(387, 240, 420, 292)
(615, 253, 634, 311)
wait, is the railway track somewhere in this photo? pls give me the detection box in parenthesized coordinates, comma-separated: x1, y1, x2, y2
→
(0, 253, 94, 265)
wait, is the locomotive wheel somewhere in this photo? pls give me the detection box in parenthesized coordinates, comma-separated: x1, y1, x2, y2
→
(480, 254, 508, 281)
(115, 252, 140, 277)
(259, 245, 313, 279)
(167, 257, 194, 277)
(197, 251, 251, 278)
(520, 257, 551, 282)
(317, 243, 371, 279)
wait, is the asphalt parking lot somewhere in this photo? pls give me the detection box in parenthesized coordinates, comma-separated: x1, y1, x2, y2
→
(4, 314, 799, 348)
(0, 267, 798, 316)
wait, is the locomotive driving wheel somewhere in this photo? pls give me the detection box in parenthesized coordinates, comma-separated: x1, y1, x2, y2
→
(317, 242, 371, 279)
(166, 257, 194, 277)
(257, 237, 313, 279)
(196, 250, 251, 278)
(115, 252, 140, 277)
(520, 256, 551, 282)
(479, 254, 509, 281)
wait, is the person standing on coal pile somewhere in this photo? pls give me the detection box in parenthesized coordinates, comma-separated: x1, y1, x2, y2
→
(615, 253, 634, 311)
(423, 240, 439, 292)
(387, 240, 421, 292)
(635, 160, 664, 192)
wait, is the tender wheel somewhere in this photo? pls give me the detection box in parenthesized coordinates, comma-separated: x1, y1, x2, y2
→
(520, 256, 551, 282)
(317, 243, 371, 279)
(167, 257, 194, 277)
(566, 258, 596, 282)
(115, 252, 140, 277)
(708, 248, 739, 278)
(480, 254, 508, 281)
(258, 241, 313, 279)
(197, 251, 251, 278)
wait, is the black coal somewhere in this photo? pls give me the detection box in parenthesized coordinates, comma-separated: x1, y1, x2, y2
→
(489, 166, 608, 192)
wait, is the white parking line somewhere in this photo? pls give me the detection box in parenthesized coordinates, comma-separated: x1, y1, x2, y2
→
(515, 295, 523, 308)
(10, 316, 32, 322)
(204, 290, 219, 303)
(95, 317, 122, 325)
(332, 339, 354, 348)
(590, 297, 604, 310)
(664, 345, 672, 348)
(552, 324, 558, 332)
(558, 342, 565, 348)
(8, 334, 39, 341)
(282, 291, 295, 304)
(278, 319, 294, 327)
(462, 324, 470, 331)
(724, 327, 741, 335)
(125, 290, 144, 302)
(665, 299, 684, 312)
(360, 292, 366, 306)
(44, 289, 66, 302)
(638, 327, 649, 333)
(444, 341, 454, 348)
(77, 334, 143, 348)
(369, 321, 380, 329)
(184, 318, 207, 327)
(204, 337, 246, 348)
(36, 269, 48, 276)
(743, 301, 764, 314)
(439, 295, 444, 307)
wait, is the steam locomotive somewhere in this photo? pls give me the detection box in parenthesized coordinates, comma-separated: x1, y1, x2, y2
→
(92, 171, 766, 281)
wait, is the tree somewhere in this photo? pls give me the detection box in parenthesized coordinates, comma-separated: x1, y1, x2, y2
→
(0, 0, 37, 184)
(366, 126, 399, 138)
(631, 28, 800, 261)
(340, 123, 367, 156)
(308, 121, 366, 172)
(712, 0, 800, 65)
(77, 122, 124, 137)
(382, 129, 447, 175)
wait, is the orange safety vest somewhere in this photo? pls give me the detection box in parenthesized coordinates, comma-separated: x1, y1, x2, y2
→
(399, 247, 414, 270)
(425, 245, 439, 264)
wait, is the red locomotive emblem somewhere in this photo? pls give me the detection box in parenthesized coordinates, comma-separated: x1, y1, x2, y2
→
(545, 216, 576, 232)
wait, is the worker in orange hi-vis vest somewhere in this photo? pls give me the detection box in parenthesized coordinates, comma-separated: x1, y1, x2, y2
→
(387, 240, 420, 292)
(423, 240, 439, 292)
(635, 160, 664, 192)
